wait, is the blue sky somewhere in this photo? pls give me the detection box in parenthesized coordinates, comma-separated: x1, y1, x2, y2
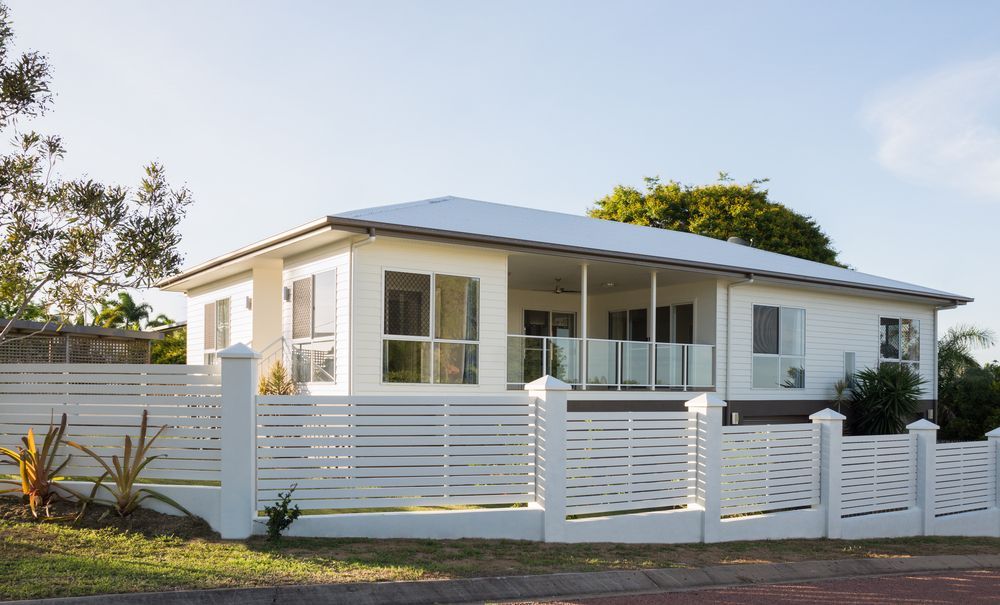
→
(11, 1, 1000, 361)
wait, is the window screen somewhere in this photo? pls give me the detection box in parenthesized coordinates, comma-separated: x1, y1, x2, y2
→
(752, 305, 779, 354)
(384, 271, 430, 337)
(292, 277, 313, 340)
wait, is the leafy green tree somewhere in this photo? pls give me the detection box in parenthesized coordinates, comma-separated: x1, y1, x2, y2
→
(94, 292, 153, 330)
(938, 364, 1000, 441)
(0, 2, 191, 341)
(151, 327, 186, 365)
(936, 325, 998, 440)
(589, 174, 842, 266)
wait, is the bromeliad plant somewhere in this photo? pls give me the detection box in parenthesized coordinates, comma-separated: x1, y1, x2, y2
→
(67, 409, 191, 518)
(0, 413, 73, 518)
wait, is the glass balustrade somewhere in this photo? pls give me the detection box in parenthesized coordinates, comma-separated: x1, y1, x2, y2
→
(508, 336, 715, 391)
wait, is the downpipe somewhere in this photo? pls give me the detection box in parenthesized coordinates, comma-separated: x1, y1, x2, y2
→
(348, 228, 377, 395)
(725, 274, 755, 405)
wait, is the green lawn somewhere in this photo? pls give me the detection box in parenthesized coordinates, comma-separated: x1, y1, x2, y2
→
(2, 500, 999, 601)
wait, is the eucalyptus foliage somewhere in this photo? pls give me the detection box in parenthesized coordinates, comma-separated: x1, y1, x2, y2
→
(589, 173, 842, 266)
(0, 2, 191, 340)
(850, 364, 925, 435)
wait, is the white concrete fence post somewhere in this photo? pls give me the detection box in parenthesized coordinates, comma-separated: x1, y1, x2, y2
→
(685, 393, 726, 543)
(218, 343, 260, 540)
(988, 427, 1000, 513)
(810, 408, 846, 538)
(907, 418, 940, 536)
(527, 375, 571, 543)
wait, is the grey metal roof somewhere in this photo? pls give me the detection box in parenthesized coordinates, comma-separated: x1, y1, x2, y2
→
(331, 196, 971, 304)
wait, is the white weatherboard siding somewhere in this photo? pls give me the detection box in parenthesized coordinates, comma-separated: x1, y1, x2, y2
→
(186, 273, 253, 364)
(281, 243, 351, 393)
(352, 236, 508, 393)
(721, 282, 936, 401)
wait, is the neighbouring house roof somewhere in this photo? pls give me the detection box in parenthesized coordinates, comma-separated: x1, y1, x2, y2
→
(159, 196, 972, 305)
(0, 319, 164, 341)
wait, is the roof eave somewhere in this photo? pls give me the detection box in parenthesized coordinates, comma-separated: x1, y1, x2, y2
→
(326, 216, 974, 305)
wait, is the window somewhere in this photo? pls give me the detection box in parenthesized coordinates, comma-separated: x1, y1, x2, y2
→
(752, 305, 805, 389)
(383, 271, 479, 384)
(203, 298, 230, 365)
(290, 270, 336, 382)
(879, 317, 919, 371)
(609, 304, 694, 343)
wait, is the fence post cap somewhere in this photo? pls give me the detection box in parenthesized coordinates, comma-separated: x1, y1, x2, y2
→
(217, 343, 260, 359)
(684, 392, 727, 409)
(809, 408, 846, 421)
(906, 418, 940, 431)
(524, 375, 572, 391)
(985, 427, 1000, 438)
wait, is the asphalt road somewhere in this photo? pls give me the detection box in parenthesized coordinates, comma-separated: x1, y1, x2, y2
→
(513, 570, 1000, 604)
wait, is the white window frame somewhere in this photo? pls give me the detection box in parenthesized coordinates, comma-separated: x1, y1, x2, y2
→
(380, 268, 481, 386)
(289, 270, 337, 384)
(751, 304, 806, 390)
(204, 297, 231, 365)
(878, 315, 920, 371)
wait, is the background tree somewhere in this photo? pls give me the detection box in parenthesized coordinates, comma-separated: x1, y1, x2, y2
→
(0, 2, 191, 341)
(937, 325, 999, 441)
(93, 292, 153, 330)
(589, 174, 843, 266)
(151, 327, 186, 364)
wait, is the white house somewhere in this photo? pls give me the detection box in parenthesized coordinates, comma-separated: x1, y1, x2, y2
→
(157, 196, 971, 424)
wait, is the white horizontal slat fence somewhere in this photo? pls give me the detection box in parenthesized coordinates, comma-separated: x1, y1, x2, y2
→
(0, 363, 222, 482)
(841, 434, 917, 516)
(719, 423, 820, 516)
(935, 441, 997, 516)
(255, 394, 537, 510)
(564, 410, 696, 516)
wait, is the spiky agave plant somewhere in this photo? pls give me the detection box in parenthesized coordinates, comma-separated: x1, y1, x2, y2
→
(67, 409, 191, 517)
(0, 413, 72, 518)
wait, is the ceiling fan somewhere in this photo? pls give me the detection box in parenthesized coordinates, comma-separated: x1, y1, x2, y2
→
(531, 277, 581, 294)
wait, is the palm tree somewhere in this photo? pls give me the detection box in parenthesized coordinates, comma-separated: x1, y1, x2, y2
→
(938, 324, 996, 427)
(939, 325, 995, 387)
(94, 292, 152, 330)
(146, 313, 175, 328)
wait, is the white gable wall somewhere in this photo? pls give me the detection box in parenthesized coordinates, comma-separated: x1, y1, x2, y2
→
(720, 281, 937, 402)
(352, 237, 508, 393)
(185, 272, 254, 364)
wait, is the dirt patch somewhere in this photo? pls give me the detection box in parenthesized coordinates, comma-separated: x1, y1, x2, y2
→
(0, 496, 217, 540)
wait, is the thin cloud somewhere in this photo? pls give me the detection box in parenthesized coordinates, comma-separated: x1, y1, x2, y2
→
(866, 56, 1000, 198)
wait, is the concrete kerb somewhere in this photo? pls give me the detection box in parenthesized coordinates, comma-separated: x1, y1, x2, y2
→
(12, 554, 1000, 605)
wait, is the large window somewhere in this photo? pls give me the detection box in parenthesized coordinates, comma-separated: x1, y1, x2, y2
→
(879, 317, 919, 371)
(752, 304, 805, 389)
(290, 270, 336, 383)
(383, 270, 480, 384)
(203, 297, 230, 365)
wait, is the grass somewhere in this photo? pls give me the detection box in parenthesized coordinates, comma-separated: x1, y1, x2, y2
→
(2, 499, 1000, 601)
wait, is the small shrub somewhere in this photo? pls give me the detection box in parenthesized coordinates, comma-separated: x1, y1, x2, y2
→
(261, 484, 301, 541)
(67, 410, 191, 517)
(0, 413, 74, 518)
(850, 364, 924, 435)
(258, 361, 296, 395)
